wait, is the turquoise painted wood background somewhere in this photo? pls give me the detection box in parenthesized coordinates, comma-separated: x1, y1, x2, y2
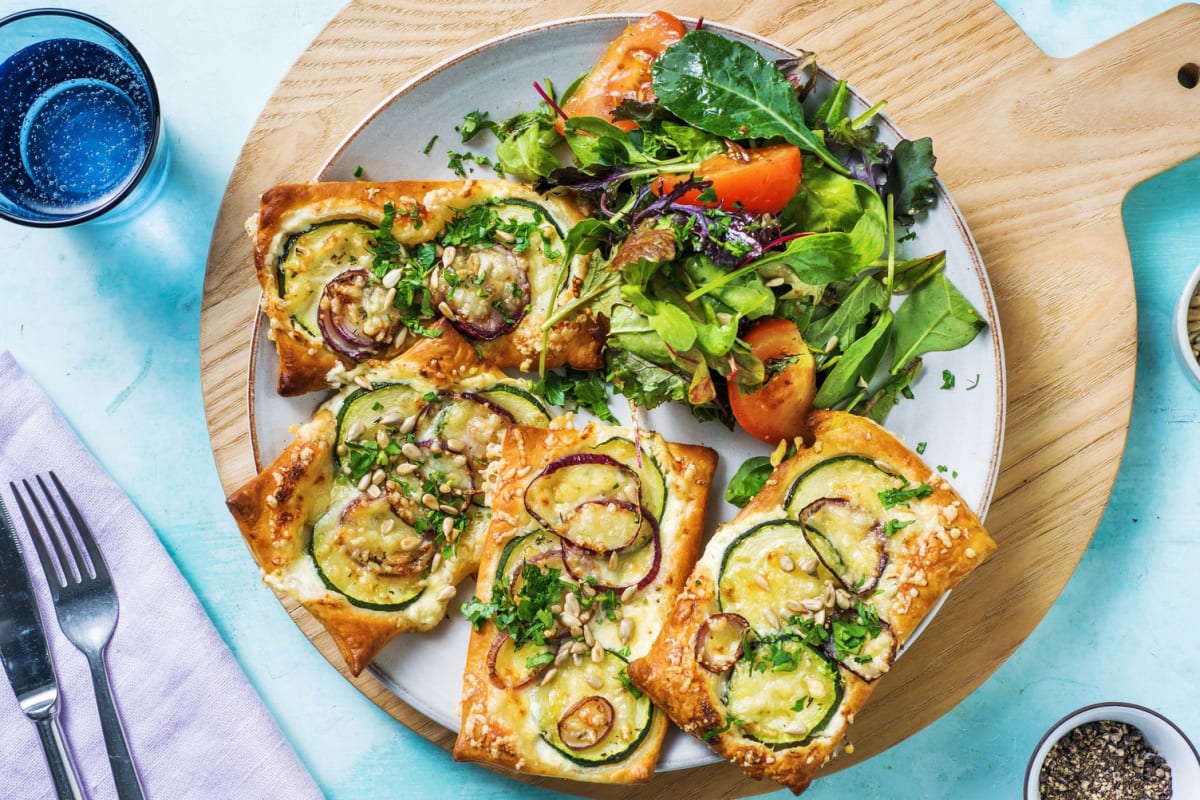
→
(0, 1, 1197, 797)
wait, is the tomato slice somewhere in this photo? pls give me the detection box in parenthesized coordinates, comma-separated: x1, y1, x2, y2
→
(655, 144, 803, 215)
(557, 11, 687, 134)
(729, 318, 816, 445)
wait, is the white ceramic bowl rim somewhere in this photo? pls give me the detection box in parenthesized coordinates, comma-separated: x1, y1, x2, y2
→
(1173, 263, 1200, 387)
(1024, 701, 1200, 799)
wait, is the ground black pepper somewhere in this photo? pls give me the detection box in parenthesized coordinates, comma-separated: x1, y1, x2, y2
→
(1039, 720, 1172, 799)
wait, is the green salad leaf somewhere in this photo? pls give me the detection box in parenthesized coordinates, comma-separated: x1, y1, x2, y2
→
(726, 456, 774, 507)
(651, 31, 848, 174)
(890, 274, 986, 370)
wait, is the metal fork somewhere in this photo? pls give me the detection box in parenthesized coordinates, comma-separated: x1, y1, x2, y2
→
(11, 473, 146, 800)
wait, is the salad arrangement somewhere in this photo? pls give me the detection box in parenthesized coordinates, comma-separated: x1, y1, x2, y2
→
(453, 11, 985, 468)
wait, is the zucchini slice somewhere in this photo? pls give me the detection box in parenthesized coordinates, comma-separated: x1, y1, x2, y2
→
(495, 530, 566, 599)
(426, 392, 514, 458)
(334, 382, 425, 471)
(718, 519, 825, 635)
(278, 220, 378, 334)
(724, 636, 842, 749)
(475, 384, 552, 425)
(591, 436, 667, 523)
(783, 455, 904, 520)
(534, 649, 654, 766)
(491, 198, 566, 239)
(798, 498, 887, 593)
(310, 495, 426, 610)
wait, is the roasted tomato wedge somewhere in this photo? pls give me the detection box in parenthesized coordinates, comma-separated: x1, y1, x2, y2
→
(729, 318, 817, 444)
(557, 10, 687, 133)
(655, 144, 803, 214)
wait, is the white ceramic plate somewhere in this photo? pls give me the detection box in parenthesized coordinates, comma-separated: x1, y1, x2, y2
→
(249, 15, 1006, 772)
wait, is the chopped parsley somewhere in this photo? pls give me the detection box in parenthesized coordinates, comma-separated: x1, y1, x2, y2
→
(447, 150, 505, 178)
(616, 667, 644, 699)
(884, 518, 915, 538)
(700, 713, 742, 741)
(369, 202, 442, 338)
(829, 601, 883, 661)
(524, 651, 555, 671)
(531, 368, 617, 423)
(461, 562, 566, 648)
(751, 638, 802, 673)
(878, 481, 933, 509)
(941, 369, 955, 389)
(786, 617, 830, 649)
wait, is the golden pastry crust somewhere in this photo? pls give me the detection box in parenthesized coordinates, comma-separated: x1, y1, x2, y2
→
(453, 424, 718, 783)
(226, 323, 553, 675)
(627, 409, 996, 794)
(251, 178, 605, 396)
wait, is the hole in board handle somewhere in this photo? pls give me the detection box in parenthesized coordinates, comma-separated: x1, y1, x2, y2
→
(1180, 63, 1199, 89)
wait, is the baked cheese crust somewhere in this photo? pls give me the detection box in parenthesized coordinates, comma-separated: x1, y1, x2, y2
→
(627, 410, 996, 793)
(251, 179, 605, 396)
(453, 423, 718, 783)
(226, 323, 554, 675)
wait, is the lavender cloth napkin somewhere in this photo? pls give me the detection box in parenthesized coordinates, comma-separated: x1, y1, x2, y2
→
(0, 352, 323, 800)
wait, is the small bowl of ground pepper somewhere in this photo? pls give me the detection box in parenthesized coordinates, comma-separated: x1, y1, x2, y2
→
(1025, 702, 1200, 799)
(1174, 263, 1200, 388)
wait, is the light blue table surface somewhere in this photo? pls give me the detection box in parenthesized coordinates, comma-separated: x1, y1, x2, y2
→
(2, 1, 1197, 797)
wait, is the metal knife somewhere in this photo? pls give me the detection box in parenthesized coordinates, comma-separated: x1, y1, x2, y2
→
(0, 497, 84, 800)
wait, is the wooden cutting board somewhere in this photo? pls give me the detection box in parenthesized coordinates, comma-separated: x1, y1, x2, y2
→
(199, 1, 1200, 796)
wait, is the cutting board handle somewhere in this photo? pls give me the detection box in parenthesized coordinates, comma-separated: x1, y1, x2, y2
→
(1049, 3, 1200, 184)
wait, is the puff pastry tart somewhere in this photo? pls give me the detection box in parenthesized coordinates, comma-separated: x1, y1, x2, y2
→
(627, 410, 997, 794)
(225, 323, 553, 675)
(453, 423, 718, 783)
(251, 178, 605, 396)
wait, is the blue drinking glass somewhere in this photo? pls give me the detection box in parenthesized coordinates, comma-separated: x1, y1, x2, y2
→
(0, 8, 168, 227)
